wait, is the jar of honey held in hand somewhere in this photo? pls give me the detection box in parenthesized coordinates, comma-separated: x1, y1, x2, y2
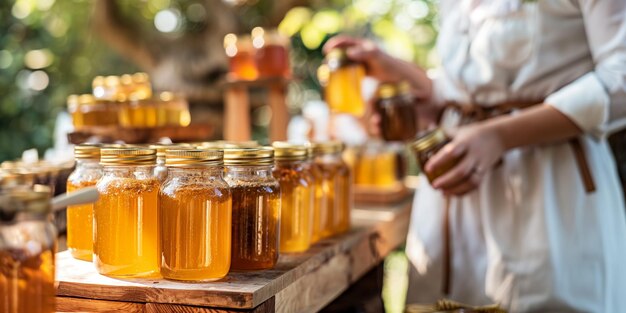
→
(272, 142, 313, 253)
(224, 148, 280, 270)
(94, 148, 160, 278)
(0, 186, 56, 313)
(320, 48, 366, 116)
(66, 144, 102, 261)
(313, 141, 352, 237)
(411, 128, 459, 184)
(160, 149, 232, 281)
(375, 81, 418, 142)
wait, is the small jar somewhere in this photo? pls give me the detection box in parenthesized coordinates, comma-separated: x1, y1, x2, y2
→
(66, 144, 102, 261)
(224, 148, 280, 270)
(251, 27, 291, 78)
(224, 33, 259, 80)
(160, 149, 232, 281)
(94, 148, 160, 277)
(0, 186, 56, 313)
(375, 81, 418, 141)
(118, 98, 162, 128)
(313, 141, 352, 237)
(159, 92, 191, 127)
(67, 94, 118, 129)
(411, 128, 458, 183)
(321, 48, 366, 116)
(272, 142, 313, 253)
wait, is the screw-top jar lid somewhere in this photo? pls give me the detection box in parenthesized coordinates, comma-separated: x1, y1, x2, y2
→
(165, 149, 223, 167)
(149, 143, 191, 159)
(272, 142, 308, 161)
(132, 72, 150, 84)
(224, 147, 274, 166)
(74, 143, 101, 160)
(0, 185, 51, 221)
(326, 48, 356, 70)
(312, 141, 344, 155)
(220, 140, 260, 149)
(377, 83, 398, 99)
(411, 128, 447, 153)
(100, 148, 157, 166)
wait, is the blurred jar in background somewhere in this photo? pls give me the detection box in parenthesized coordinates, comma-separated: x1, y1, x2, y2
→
(272, 142, 313, 253)
(92, 75, 120, 101)
(67, 94, 118, 129)
(354, 142, 397, 188)
(159, 92, 191, 127)
(118, 98, 162, 128)
(224, 33, 259, 80)
(66, 144, 102, 261)
(252, 27, 290, 79)
(375, 81, 418, 142)
(0, 186, 56, 313)
(320, 48, 366, 116)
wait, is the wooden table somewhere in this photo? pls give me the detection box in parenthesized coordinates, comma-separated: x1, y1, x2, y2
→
(55, 198, 412, 313)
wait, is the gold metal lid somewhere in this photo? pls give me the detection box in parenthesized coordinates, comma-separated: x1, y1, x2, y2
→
(0, 185, 51, 218)
(220, 140, 260, 149)
(74, 144, 101, 160)
(223, 147, 274, 166)
(312, 141, 344, 155)
(100, 148, 157, 166)
(67, 94, 96, 107)
(165, 149, 223, 167)
(149, 143, 191, 159)
(272, 142, 308, 161)
(377, 83, 397, 99)
(411, 128, 448, 153)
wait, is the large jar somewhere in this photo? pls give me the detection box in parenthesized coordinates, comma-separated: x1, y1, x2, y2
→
(224, 33, 259, 80)
(375, 81, 418, 141)
(94, 148, 160, 277)
(66, 144, 102, 261)
(313, 141, 352, 237)
(272, 142, 313, 253)
(67, 94, 118, 129)
(0, 186, 56, 313)
(410, 128, 458, 183)
(321, 48, 366, 116)
(160, 149, 232, 281)
(224, 148, 280, 270)
(251, 27, 291, 78)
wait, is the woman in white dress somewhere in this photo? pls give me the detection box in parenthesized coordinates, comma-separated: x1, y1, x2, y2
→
(325, 0, 626, 311)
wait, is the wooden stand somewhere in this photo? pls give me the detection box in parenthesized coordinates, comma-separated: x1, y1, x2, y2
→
(354, 182, 413, 204)
(67, 124, 214, 144)
(223, 78, 289, 142)
(55, 199, 412, 313)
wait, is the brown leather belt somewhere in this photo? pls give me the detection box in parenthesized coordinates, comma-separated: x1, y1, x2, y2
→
(439, 100, 596, 296)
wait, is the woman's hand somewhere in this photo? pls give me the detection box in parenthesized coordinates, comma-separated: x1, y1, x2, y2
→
(425, 123, 506, 196)
(323, 36, 399, 83)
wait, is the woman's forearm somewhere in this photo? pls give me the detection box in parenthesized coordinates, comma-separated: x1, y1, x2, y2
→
(485, 104, 583, 151)
(380, 54, 432, 100)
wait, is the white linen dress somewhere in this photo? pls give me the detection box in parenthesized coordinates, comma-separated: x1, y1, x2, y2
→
(405, 0, 626, 312)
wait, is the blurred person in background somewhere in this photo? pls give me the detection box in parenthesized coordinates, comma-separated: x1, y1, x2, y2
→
(325, 0, 626, 312)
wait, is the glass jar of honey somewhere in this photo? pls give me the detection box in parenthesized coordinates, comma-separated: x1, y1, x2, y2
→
(118, 98, 163, 128)
(92, 75, 119, 101)
(159, 92, 191, 127)
(375, 81, 418, 141)
(354, 142, 397, 187)
(321, 48, 366, 116)
(67, 94, 118, 129)
(0, 186, 56, 313)
(272, 142, 313, 253)
(66, 144, 102, 261)
(224, 33, 259, 81)
(251, 27, 291, 78)
(224, 148, 280, 270)
(94, 148, 160, 277)
(160, 149, 232, 281)
(313, 141, 352, 237)
(411, 128, 458, 183)
(302, 144, 325, 243)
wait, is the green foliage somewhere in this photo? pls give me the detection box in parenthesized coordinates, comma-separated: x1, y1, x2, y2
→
(0, 0, 136, 162)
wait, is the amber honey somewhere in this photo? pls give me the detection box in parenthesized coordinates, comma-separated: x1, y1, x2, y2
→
(118, 99, 160, 128)
(355, 148, 397, 187)
(252, 28, 290, 78)
(160, 149, 232, 281)
(306, 158, 326, 243)
(272, 142, 313, 253)
(160, 92, 191, 127)
(0, 248, 56, 313)
(67, 94, 118, 129)
(94, 148, 160, 277)
(335, 162, 351, 233)
(224, 33, 259, 80)
(322, 48, 366, 116)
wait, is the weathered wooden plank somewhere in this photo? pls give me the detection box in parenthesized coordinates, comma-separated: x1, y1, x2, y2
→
(56, 199, 412, 311)
(144, 297, 275, 313)
(56, 296, 145, 312)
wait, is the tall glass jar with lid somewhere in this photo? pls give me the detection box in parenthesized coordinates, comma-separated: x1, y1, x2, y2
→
(160, 149, 232, 281)
(94, 148, 160, 277)
(66, 144, 102, 261)
(224, 148, 280, 270)
(0, 186, 56, 313)
(272, 142, 313, 253)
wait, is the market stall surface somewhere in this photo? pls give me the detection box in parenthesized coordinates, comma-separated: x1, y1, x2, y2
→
(55, 198, 412, 313)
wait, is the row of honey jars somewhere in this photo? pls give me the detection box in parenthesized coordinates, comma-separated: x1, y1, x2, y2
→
(0, 185, 56, 313)
(223, 27, 291, 81)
